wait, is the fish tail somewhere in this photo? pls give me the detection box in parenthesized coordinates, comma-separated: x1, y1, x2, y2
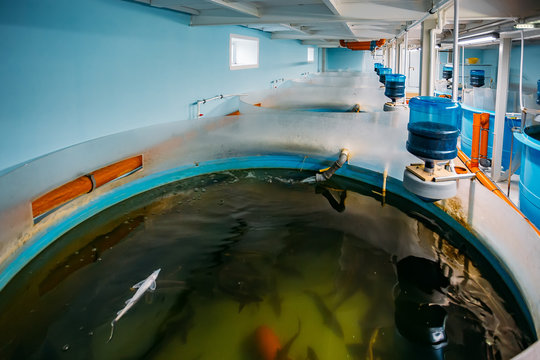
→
(107, 321, 116, 343)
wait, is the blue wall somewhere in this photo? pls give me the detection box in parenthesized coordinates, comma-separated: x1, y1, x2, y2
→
(326, 48, 370, 71)
(0, 0, 317, 172)
(480, 43, 540, 91)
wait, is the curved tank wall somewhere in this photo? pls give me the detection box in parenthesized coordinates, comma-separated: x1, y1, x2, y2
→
(514, 127, 540, 228)
(240, 73, 387, 113)
(1, 109, 540, 357)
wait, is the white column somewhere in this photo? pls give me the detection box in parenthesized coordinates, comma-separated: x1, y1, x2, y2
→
(404, 32, 409, 87)
(451, 0, 460, 101)
(420, 19, 437, 96)
(491, 37, 511, 181)
(391, 41, 397, 72)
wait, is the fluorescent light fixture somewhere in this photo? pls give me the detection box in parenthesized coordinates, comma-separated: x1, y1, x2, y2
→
(515, 23, 535, 29)
(458, 33, 499, 46)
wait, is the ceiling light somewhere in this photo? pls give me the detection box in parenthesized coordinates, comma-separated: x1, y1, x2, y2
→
(515, 23, 535, 29)
(458, 33, 499, 46)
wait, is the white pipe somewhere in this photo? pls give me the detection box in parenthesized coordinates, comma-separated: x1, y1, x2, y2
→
(452, 0, 460, 102)
(404, 32, 409, 88)
(196, 94, 246, 119)
(393, 0, 453, 41)
(461, 45, 465, 94)
(429, 28, 439, 96)
(492, 37, 511, 181)
(519, 30, 524, 111)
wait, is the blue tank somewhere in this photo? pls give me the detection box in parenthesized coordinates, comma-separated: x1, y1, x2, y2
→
(470, 70, 485, 88)
(407, 96, 461, 161)
(374, 63, 383, 74)
(378, 67, 392, 85)
(385, 74, 406, 101)
(514, 125, 540, 228)
(442, 66, 452, 80)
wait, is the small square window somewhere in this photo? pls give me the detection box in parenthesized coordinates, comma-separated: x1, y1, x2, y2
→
(230, 34, 259, 70)
(307, 47, 315, 63)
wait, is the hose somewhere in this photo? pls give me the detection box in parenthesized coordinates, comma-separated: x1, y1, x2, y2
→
(315, 149, 350, 182)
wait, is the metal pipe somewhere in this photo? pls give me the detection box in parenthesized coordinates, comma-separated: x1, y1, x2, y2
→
(519, 30, 524, 111)
(459, 19, 513, 36)
(491, 37, 511, 181)
(315, 149, 350, 182)
(461, 45, 465, 95)
(507, 127, 517, 197)
(404, 32, 409, 88)
(452, 0, 460, 102)
(394, 0, 453, 41)
(196, 94, 246, 118)
(434, 173, 475, 182)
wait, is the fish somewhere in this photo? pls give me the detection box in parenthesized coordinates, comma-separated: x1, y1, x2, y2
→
(217, 259, 266, 312)
(254, 319, 301, 360)
(306, 346, 319, 360)
(304, 290, 344, 338)
(267, 277, 283, 317)
(107, 268, 161, 343)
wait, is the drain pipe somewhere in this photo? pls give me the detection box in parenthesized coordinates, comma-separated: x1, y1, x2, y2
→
(315, 149, 350, 182)
(452, 0, 460, 102)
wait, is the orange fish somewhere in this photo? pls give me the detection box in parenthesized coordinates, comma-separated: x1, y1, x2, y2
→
(255, 325, 282, 360)
(254, 320, 301, 360)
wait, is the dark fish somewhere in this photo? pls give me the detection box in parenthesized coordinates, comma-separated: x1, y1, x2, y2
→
(218, 259, 266, 312)
(276, 319, 302, 360)
(306, 346, 319, 360)
(267, 277, 282, 317)
(304, 290, 344, 338)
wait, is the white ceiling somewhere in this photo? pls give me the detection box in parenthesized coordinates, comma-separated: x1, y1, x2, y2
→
(131, 0, 540, 47)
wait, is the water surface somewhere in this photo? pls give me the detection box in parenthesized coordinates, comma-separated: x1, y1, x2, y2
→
(0, 169, 533, 359)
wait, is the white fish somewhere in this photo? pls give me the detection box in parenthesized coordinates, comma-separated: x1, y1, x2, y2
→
(107, 268, 161, 343)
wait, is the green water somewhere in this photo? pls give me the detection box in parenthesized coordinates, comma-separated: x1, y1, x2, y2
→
(0, 170, 533, 359)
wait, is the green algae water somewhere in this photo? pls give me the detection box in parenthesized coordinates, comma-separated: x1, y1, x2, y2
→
(0, 169, 534, 359)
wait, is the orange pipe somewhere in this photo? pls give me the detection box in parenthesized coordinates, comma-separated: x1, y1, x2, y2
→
(32, 155, 143, 218)
(340, 39, 386, 51)
(471, 113, 481, 168)
(479, 112, 490, 163)
(457, 149, 540, 236)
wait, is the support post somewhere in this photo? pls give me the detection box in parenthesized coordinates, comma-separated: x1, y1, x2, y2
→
(321, 48, 326, 72)
(420, 19, 437, 96)
(391, 41, 397, 72)
(491, 37, 511, 181)
(452, 0, 460, 101)
(404, 32, 409, 87)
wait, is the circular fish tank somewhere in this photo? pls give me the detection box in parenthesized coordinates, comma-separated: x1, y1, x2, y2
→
(0, 164, 534, 359)
(514, 125, 540, 229)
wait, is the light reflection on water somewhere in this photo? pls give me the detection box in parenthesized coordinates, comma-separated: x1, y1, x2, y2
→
(0, 170, 533, 359)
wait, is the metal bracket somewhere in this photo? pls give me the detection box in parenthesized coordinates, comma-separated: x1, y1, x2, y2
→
(85, 174, 97, 193)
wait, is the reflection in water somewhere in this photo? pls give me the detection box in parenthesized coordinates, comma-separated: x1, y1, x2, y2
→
(0, 170, 533, 359)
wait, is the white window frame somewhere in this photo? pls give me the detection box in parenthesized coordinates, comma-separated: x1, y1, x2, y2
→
(307, 47, 315, 63)
(230, 34, 259, 70)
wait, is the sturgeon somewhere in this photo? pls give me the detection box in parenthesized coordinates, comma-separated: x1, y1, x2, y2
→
(107, 268, 161, 342)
